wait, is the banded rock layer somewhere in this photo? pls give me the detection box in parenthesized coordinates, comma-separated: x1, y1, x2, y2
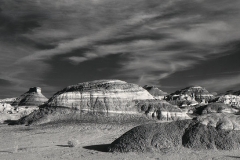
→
(218, 95, 240, 108)
(11, 87, 48, 107)
(46, 80, 154, 114)
(168, 86, 215, 104)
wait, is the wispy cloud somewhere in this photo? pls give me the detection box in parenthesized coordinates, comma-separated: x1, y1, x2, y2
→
(191, 74, 240, 92)
(1, 0, 240, 97)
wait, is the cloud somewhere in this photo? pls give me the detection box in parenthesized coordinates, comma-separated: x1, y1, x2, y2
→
(191, 74, 240, 92)
(1, 0, 240, 97)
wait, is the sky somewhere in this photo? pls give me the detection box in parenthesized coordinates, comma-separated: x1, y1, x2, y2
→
(1, 0, 240, 98)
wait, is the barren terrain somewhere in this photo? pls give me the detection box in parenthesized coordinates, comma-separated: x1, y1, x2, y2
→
(1, 121, 240, 160)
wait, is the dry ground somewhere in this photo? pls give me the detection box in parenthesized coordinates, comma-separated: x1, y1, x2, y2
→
(1, 121, 240, 160)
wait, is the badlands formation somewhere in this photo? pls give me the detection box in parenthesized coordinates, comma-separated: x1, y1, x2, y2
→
(143, 85, 167, 100)
(0, 87, 48, 123)
(167, 86, 215, 106)
(11, 87, 48, 107)
(109, 113, 240, 153)
(218, 92, 240, 108)
(46, 80, 154, 113)
(18, 80, 190, 125)
(2, 79, 240, 159)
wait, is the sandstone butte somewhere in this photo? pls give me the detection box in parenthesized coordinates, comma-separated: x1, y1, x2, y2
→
(11, 87, 48, 107)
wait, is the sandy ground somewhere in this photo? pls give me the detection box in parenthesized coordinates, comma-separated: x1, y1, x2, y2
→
(1, 122, 240, 160)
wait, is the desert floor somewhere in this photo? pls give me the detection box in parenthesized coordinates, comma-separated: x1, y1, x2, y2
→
(1, 121, 240, 160)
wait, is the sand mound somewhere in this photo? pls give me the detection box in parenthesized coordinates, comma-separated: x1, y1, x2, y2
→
(109, 113, 240, 152)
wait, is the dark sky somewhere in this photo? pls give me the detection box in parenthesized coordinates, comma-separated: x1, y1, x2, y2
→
(1, 0, 240, 98)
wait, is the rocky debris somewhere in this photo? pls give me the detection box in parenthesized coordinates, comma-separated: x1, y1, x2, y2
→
(108, 113, 240, 153)
(0, 97, 17, 104)
(167, 86, 215, 105)
(195, 113, 240, 130)
(46, 80, 154, 113)
(198, 103, 239, 115)
(0, 103, 38, 123)
(11, 87, 48, 107)
(143, 85, 167, 100)
(218, 94, 240, 108)
(135, 100, 191, 121)
(0, 103, 16, 114)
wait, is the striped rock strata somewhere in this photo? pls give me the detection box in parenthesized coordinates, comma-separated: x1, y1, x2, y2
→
(11, 87, 48, 107)
(46, 80, 154, 114)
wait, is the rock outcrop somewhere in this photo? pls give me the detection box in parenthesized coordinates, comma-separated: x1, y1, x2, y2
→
(167, 86, 215, 106)
(11, 87, 48, 107)
(195, 113, 240, 130)
(108, 113, 240, 152)
(0, 97, 17, 104)
(135, 100, 191, 121)
(199, 103, 238, 115)
(143, 85, 167, 100)
(17, 80, 190, 125)
(46, 80, 154, 114)
(218, 94, 240, 108)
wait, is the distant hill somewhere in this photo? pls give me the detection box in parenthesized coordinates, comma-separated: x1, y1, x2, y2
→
(167, 86, 215, 103)
(143, 85, 167, 100)
(11, 87, 48, 107)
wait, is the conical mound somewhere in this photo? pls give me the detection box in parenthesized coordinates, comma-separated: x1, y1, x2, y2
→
(11, 87, 48, 107)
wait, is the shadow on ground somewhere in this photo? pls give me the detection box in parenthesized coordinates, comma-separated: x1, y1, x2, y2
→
(83, 144, 110, 152)
(56, 145, 71, 148)
(3, 120, 18, 125)
(0, 151, 12, 154)
(226, 156, 240, 159)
